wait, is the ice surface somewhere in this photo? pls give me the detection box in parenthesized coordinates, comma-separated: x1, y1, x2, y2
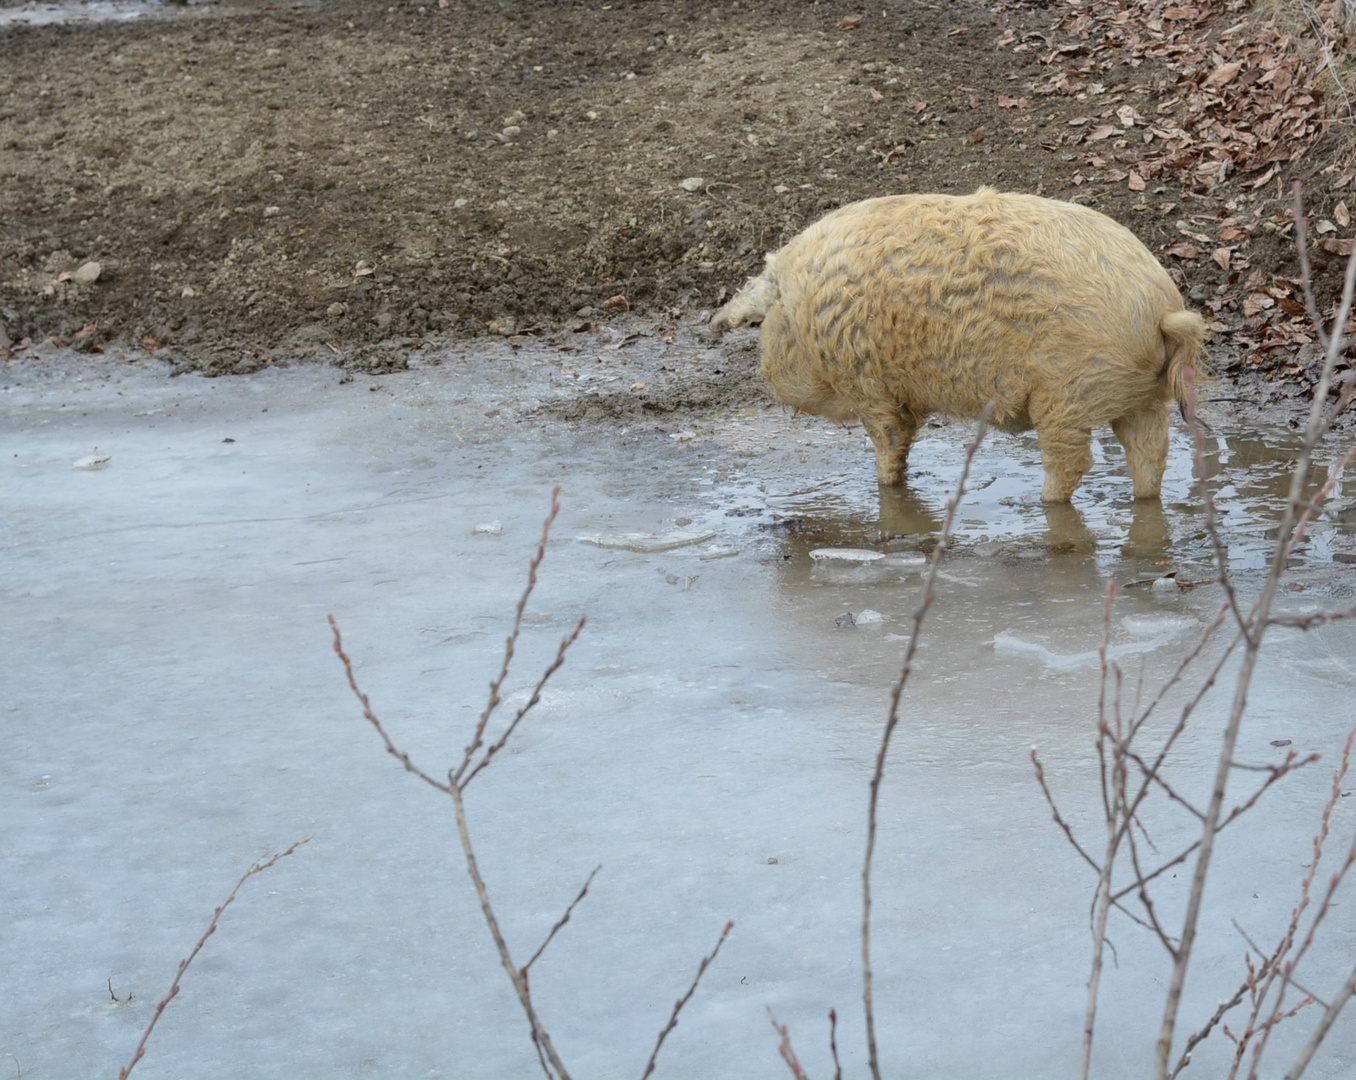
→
(3, 350, 1355, 1079)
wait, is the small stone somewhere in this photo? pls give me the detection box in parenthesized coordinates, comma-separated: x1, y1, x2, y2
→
(327, 302, 347, 317)
(71, 261, 101, 285)
(1270, 739, 1292, 748)
(264, 206, 281, 217)
(181, 286, 197, 298)
(679, 176, 704, 192)
(488, 315, 517, 335)
(835, 612, 857, 628)
(453, 197, 468, 208)
(500, 125, 521, 138)
(73, 453, 111, 470)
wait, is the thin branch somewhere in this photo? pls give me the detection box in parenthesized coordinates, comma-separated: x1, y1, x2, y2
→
(454, 485, 564, 787)
(335, 490, 582, 1080)
(461, 615, 587, 789)
(522, 865, 602, 976)
(1154, 181, 1356, 1078)
(331, 616, 451, 794)
(767, 1009, 811, 1080)
(119, 838, 311, 1079)
(451, 781, 572, 1080)
(1283, 965, 1356, 1080)
(828, 1009, 843, 1080)
(1267, 602, 1356, 631)
(641, 921, 734, 1080)
(862, 405, 991, 1080)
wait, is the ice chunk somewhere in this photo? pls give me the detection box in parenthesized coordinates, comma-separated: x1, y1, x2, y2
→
(809, 547, 884, 562)
(855, 609, 884, 624)
(699, 545, 740, 561)
(72, 453, 111, 470)
(473, 520, 503, 536)
(578, 530, 717, 553)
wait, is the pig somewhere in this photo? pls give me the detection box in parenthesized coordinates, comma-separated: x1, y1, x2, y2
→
(709, 188, 1205, 502)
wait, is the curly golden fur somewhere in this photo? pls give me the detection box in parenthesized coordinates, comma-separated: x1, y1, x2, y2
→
(711, 188, 1205, 502)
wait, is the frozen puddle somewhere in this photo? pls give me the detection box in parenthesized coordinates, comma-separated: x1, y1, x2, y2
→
(3, 349, 1356, 1079)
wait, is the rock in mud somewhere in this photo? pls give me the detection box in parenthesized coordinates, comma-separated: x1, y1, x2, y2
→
(71, 261, 101, 285)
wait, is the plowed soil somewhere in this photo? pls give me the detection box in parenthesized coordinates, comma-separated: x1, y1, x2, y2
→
(1, 0, 1353, 387)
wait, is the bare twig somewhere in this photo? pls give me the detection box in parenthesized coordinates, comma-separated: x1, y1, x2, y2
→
(1154, 181, 1356, 1079)
(336, 490, 587, 1080)
(641, 921, 734, 1080)
(767, 1008, 811, 1080)
(331, 616, 451, 794)
(862, 405, 991, 1080)
(119, 838, 311, 1079)
(454, 486, 568, 787)
(828, 1008, 843, 1080)
(523, 865, 603, 976)
(449, 781, 572, 1080)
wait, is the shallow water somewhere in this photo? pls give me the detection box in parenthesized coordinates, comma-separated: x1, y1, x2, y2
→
(3, 345, 1355, 1079)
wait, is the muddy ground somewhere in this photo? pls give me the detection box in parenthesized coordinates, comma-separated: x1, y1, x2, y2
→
(1, 0, 1355, 407)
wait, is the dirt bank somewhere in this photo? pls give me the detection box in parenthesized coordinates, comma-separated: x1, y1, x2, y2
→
(1, 0, 1354, 398)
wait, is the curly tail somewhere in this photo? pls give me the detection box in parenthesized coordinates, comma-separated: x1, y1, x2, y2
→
(709, 254, 781, 335)
(1159, 309, 1206, 418)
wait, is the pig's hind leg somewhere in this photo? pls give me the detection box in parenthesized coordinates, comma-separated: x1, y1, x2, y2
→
(861, 409, 923, 487)
(1111, 406, 1170, 500)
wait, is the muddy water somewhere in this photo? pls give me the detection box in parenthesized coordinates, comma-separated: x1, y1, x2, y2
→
(3, 343, 1355, 1079)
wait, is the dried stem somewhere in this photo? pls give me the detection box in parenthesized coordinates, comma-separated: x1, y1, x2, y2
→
(335, 489, 590, 1080)
(450, 780, 572, 1080)
(862, 405, 991, 1080)
(1153, 181, 1356, 1079)
(828, 1008, 843, 1080)
(767, 1008, 811, 1080)
(523, 865, 602, 976)
(641, 921, 734, 1080)
(454, 486, 568, 787)
(118, 838, 311, 1079)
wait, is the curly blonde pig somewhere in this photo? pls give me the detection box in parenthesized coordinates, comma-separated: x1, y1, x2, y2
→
(710, 188, 1205, 502)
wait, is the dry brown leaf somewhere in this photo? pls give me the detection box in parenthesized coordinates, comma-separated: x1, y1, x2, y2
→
(948, 27, 969, 36)
(1128, 171, 1146, 191)
(968, 95, 981, 109)
(601, 294, 630, 311)
(1203, 61, 1243, 90)
(965, 126, 985, 144)
(1246, 165, 1277, 190)
(997, 94, 1028, 108)
(1164, 242, 1201, 259)
(1321, 238, 1356, 256)
(869, 87, 884, 102)
(838, 13, 864, 30)
(1337, 201, 1351, 228)
(1211, 247, 1234, 271)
